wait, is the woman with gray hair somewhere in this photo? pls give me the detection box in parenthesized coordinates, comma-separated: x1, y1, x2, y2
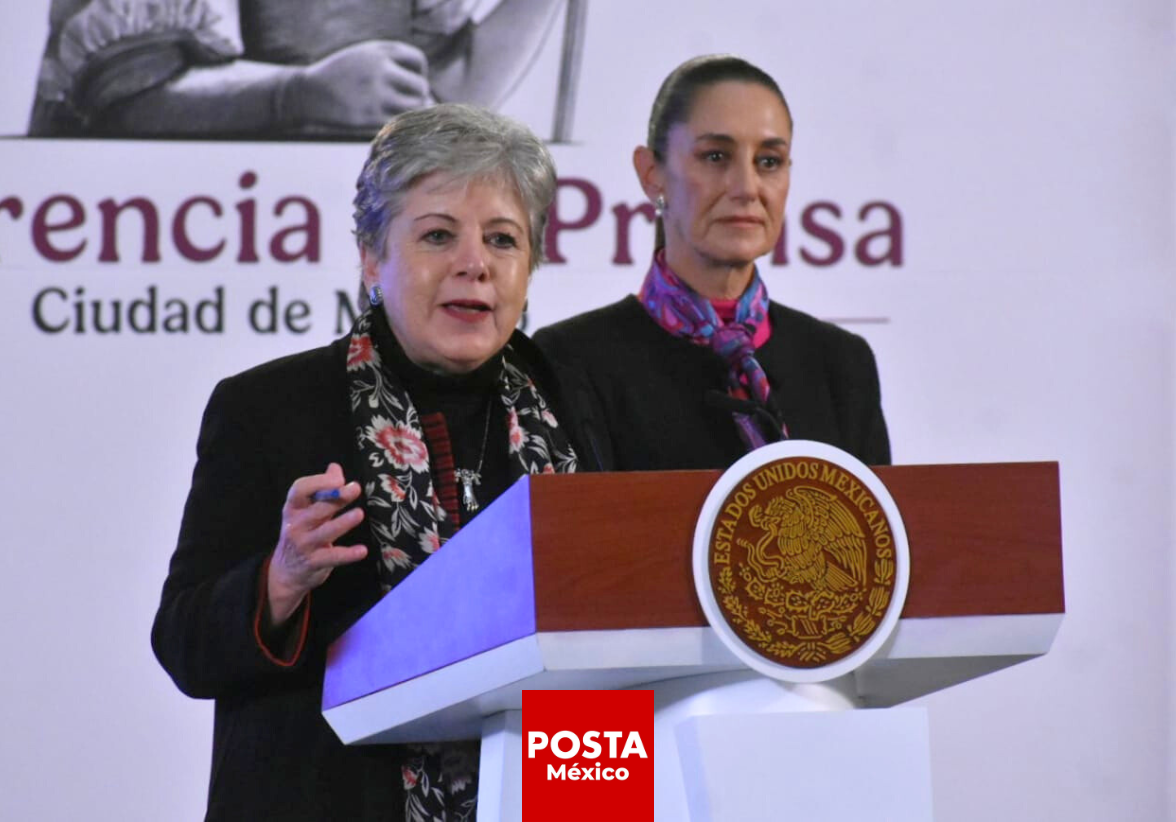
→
(152, 103, 605, 821)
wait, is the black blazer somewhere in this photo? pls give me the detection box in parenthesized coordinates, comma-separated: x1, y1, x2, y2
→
(534, 295, 891, 470)
(152, 332, 606, 821)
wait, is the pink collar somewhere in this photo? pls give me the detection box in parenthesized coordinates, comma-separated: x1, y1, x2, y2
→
(711, 296, 772, 349)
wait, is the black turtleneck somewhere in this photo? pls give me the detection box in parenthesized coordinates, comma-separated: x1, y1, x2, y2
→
(368, 309, 515, 526)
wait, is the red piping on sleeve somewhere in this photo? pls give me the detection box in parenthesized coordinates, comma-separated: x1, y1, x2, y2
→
(253, 554, 311, 667)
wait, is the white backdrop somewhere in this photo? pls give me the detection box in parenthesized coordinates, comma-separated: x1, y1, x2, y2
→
(1, 2, 1173, 820)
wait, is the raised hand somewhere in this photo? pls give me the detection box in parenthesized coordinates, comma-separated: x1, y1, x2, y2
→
(266, 462, 367, 625)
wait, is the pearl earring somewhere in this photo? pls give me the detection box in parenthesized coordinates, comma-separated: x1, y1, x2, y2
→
(654, 194, 666, 217)
(368, 284, 384, 307)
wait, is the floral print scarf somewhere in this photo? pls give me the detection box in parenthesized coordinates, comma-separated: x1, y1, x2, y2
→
(347, 308, 577, 819)
(346, 308, 577, 593)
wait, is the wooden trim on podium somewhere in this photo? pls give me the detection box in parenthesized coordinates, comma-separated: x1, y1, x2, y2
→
(529, 463, 1063, 632)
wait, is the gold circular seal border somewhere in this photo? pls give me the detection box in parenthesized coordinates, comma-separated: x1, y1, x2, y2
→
(693, 441, 909, 683)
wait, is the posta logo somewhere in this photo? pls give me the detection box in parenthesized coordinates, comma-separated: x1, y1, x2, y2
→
(522, 690, 654, 822)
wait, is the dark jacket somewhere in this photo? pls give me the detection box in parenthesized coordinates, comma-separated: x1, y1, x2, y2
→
(534, 295, 891, 470)
(151, 331, 606, 821)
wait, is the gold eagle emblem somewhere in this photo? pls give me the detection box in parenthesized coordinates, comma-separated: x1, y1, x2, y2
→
(709, 458, 896, 668)
(742, 486, 867, 593)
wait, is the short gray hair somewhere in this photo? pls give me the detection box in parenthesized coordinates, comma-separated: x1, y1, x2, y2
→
(354, 104, 556, 269)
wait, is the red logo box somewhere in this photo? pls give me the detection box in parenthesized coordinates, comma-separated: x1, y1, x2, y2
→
(521, 689, 654, 822)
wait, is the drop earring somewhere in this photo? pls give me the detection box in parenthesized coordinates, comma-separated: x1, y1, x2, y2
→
(368, 284, 384, 307)
(654, 194, 666, 217)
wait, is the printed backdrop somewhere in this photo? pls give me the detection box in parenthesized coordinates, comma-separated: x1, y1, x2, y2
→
(1, 2, 1173, 821)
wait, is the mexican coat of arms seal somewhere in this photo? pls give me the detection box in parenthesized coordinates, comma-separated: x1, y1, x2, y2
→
(694, 441, 909, 682)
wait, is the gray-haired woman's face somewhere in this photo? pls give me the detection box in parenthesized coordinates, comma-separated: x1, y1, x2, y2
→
(361, 172, 532, 374)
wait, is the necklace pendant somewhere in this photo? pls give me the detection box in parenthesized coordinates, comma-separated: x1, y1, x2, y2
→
(457, 469, 480, 512)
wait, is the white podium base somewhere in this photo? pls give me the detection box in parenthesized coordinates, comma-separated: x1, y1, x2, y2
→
(478, 711, 523, 822)
(476, 672, 933, 822)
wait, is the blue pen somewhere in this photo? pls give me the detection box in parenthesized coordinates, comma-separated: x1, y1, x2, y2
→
(312, 488, 343, 503)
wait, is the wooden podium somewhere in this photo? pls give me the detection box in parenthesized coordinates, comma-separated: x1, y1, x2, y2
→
(322, 465, 1064, 820)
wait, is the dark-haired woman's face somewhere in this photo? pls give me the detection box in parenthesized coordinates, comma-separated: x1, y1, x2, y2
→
(661, 81, 792, 272)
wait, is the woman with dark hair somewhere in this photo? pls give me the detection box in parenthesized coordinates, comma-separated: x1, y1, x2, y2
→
(535, 54, 890, 469)
(152, 103, 604, 821)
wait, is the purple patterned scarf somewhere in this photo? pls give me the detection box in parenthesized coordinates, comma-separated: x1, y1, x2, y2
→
(638, 252, 788, 448)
